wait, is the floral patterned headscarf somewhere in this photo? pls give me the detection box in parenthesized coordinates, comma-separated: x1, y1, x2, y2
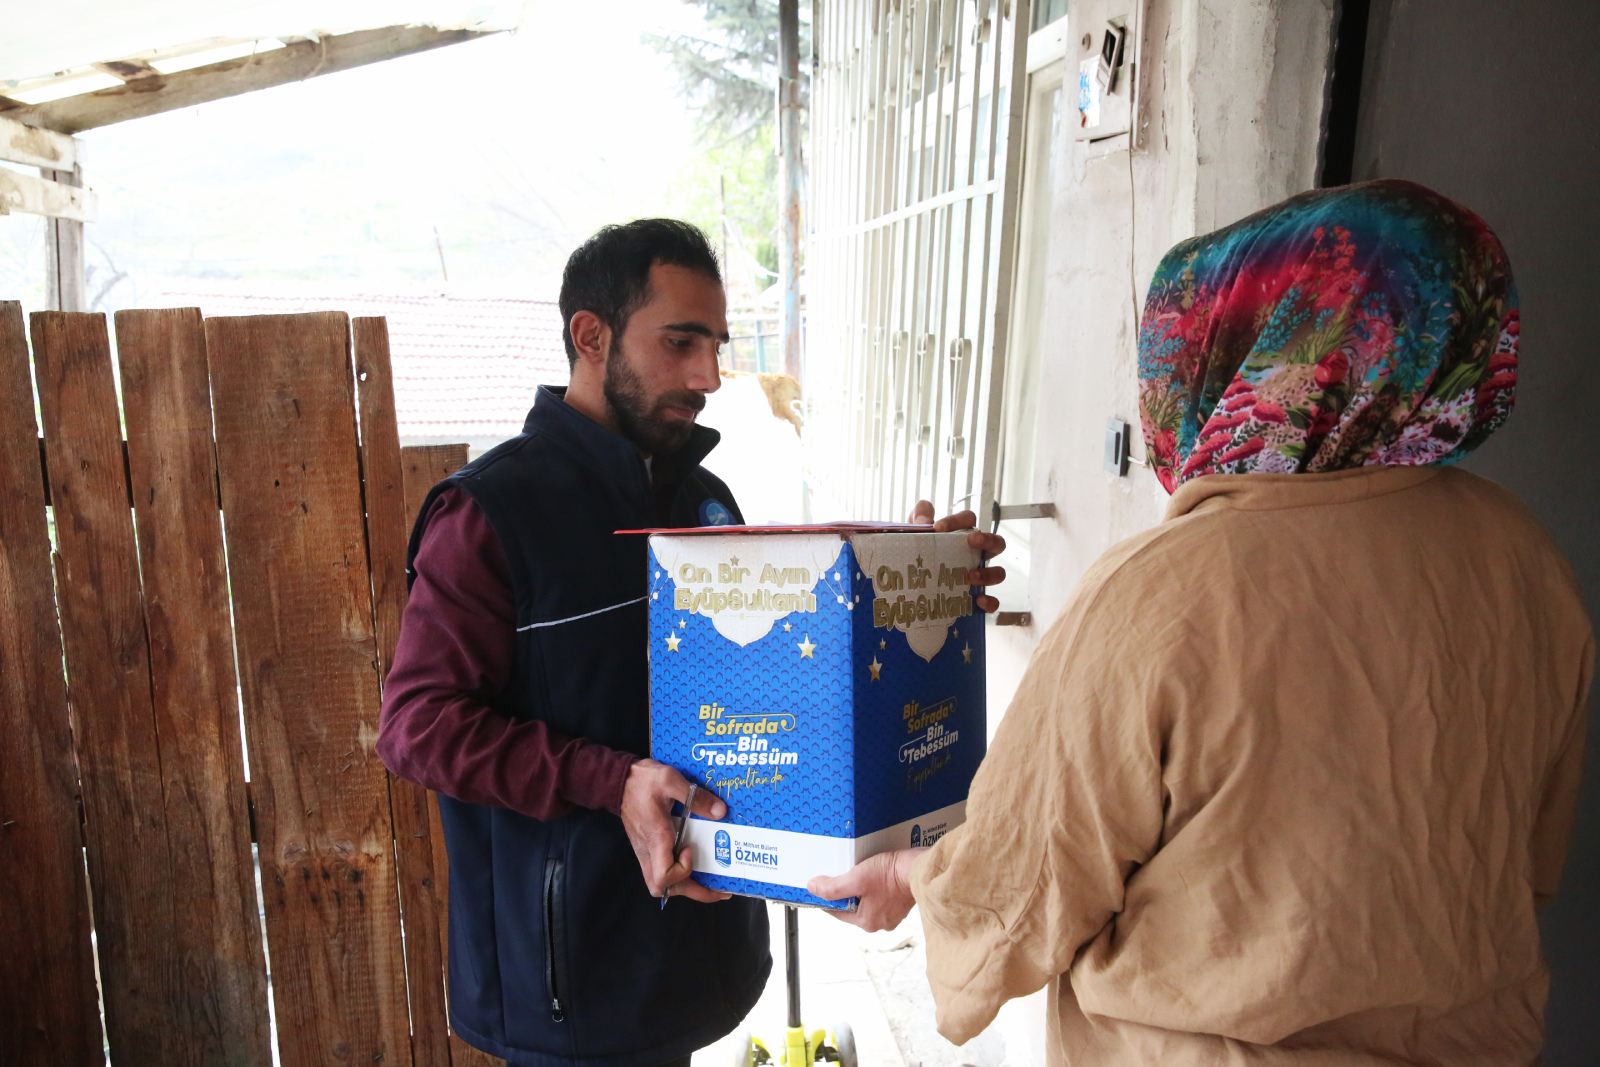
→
(1137, 179, 1519, 493)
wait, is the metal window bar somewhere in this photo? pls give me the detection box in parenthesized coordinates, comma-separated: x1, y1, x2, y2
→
(807, 0, 1029, 523)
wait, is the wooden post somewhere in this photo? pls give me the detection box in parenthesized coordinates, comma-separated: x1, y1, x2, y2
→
(116, 307, 273, 1066)
(206, 312, 412, 1067)
(42, 166, 86, 312)
(778, 0, 804, 384)
(0, 302, 103, 1065)
(33, 311, 187, 1063)
(353, 319, 455, 1067)
(398, 444, 504, 1067)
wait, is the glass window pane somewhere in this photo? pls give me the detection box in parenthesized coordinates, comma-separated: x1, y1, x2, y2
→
(1033, 0, 1070, 34)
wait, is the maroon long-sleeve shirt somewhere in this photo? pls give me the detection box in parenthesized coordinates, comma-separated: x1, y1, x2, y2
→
(377, 486, 636, 819)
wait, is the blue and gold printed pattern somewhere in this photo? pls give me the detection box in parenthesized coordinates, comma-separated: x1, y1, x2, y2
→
(648, 534, 986, 909)
(649, 543, 856, 840)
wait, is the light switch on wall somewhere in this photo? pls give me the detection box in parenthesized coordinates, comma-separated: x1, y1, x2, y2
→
(1104, 417, 1131, 476)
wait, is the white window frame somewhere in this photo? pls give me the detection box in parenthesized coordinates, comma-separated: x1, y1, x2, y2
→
(805, 0, 1031, 527)
(991, 13, 1069, 611)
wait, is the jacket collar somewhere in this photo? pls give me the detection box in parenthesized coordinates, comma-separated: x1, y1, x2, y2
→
(1165, 466, 1442, 521)
(523, 385, 722, 482)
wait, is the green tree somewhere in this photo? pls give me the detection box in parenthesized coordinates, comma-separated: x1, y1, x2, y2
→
(645, 1, 809, 291)
(644, 0, 809, 142)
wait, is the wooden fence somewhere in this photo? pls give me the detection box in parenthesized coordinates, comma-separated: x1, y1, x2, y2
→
(0, 302, 501, 1066)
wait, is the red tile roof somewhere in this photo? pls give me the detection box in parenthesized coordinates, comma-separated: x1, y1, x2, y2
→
(158, 286, 568, 438)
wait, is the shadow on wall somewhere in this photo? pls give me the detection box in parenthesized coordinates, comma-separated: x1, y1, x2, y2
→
(1350, 0, 1600, 1060)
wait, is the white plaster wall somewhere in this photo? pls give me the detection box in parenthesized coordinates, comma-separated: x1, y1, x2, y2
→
(974, 8, 1334, 1064)
(987, 0, 1335, 725)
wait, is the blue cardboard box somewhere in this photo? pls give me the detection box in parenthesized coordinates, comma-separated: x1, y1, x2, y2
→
(647, 527, 986, 909)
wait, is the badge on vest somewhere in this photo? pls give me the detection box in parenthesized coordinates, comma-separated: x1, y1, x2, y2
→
(699, 498, 734, 526)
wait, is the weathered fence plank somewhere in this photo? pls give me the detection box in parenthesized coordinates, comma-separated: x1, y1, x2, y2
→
(398, 443, 505, 1067)
(32, 310, 182, 1065)
(7, 305, 509, 1065)
(0, 302, 102, 1064)
(354, 317, 454, 1065)
(401, 444, 471, 517)
(116, 307, 273, 1067)
(397, 444, 470, 903)
(354, 318, 410, 682)
(206, 312, 411, 1067)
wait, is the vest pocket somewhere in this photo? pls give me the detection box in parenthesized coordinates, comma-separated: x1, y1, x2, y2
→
(544, 856, 569, 1023)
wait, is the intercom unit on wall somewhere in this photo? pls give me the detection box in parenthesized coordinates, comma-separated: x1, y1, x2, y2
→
(1070, 1, 1141, 146)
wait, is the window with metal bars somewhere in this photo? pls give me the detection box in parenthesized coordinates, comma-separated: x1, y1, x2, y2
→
(804, 0, 1030, 526)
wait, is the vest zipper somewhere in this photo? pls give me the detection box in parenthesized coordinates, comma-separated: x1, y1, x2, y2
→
(544, 857, 567, 1023)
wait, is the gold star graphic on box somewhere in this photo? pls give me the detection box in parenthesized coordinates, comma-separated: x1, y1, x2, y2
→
(665, 633, 682, 652)
(962, 642, 972, 664)
(797, 634, 816, 659)
(783, 621, 792, 632)
(679, 618, 686, 628)
(867, 656, 883, 681)
(878, 638, 886, 649)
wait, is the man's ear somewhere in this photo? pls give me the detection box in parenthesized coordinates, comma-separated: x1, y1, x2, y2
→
(568, 310, 611, 369)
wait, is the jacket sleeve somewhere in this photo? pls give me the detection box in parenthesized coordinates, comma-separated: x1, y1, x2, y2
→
(376, 486, 638, 819)
(909, 549, 1167, 1045)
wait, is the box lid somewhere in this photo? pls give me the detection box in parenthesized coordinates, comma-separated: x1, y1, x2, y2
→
(617, 521, 930, 535)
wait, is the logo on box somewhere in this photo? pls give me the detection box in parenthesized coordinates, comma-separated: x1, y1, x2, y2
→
(714, 829, 732, 868)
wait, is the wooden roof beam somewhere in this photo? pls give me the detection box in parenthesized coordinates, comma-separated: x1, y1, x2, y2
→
(4, 25, 499, 135)
(0, 112, 77, 170)
(92, 59, 162, 82)
(0, 168, 95, 221)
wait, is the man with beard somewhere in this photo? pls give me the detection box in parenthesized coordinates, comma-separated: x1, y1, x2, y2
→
(378, 219, 1004, 1067)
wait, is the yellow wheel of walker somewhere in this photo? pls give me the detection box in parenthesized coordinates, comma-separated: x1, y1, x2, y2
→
(745, 907, 858, 1067)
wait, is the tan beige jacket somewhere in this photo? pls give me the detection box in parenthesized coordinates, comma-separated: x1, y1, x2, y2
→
(912, 467, 1592, 1065)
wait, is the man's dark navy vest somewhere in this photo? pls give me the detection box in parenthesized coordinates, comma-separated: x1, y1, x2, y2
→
(406, 387, 771, 1067)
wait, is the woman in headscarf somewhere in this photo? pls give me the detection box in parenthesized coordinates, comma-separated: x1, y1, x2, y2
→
(812, 180, 1593, 1063)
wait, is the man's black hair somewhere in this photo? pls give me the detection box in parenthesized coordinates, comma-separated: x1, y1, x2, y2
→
(559, 218, 722, 367)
